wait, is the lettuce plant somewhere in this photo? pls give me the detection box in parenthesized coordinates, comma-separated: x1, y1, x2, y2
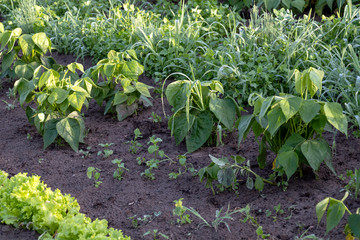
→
(238, 67, 348, 180)
(165, 77, 242, 152)
(89, 50, 153, 121)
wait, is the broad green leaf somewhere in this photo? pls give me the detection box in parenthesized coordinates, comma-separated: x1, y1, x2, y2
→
(326, 199, 346, 234)
(356, 169, 360, 198)
(209, 97, 236, 130)
(15, 64, 33, 79)
(259, 96, 274, 122)
(139, 95, 153, 107)
(166, 80, 191, 111)
(116, 102, 138, 121)
(0, 31, 11, 50)
(257, 137, 267, 169)
(56, 118, 80, 152)
(2, 50, 16, 72)
(218, 168, 235, 188)
(19, 34, 35, 56)
(170, 112, 195, 145)
(43, 119, 60, 149)
(68, 92, 87, 112)
(252, 118, 263, 138)
(294, 69, 306, 96)
(103, 63, 115, 77)
(316, 197, 329, 223)
(135, 82, 151, 98)
(310, 115, 327, 134)
(209, 154, 229, 167)
(282, 0, 291, 8)
(186, 111, 213, 153)
(67, 63, 84, 73)
(324, 102, 348, 135)
(120, 60, 144, 80)
(32, 33, 50, 54)
(0, 23, 3, 32)
(307, 68, 324, 97)
(113, 92, 128, 105)
(277, 150, 299, 179)
(267, 106, 286, 136)
(237, 115, 253, 144)
(299, 100, 321, 124)
(348, 214, 360, 237)
(282, 133, 306, 148)
(279, 96, 302, 121)
(326, 0, 334, 10)
(68, 111, 85, 143)
(291, 0, 305, 11)
(255, 176, 264, 192)
(37, 93, 47, 105)
(38, 69, 60, 89)
(14, 78, 35, 106)
(246, 176, 254, 189)
(264, 0, 281, 10)
(48, 88, 69, 105)
(301, 138, 332, 171)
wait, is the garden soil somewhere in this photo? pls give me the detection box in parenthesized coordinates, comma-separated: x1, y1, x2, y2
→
(0, 52, 359, 240)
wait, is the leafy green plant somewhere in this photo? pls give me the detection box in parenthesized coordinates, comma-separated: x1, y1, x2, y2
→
(173, 198, 192, 225)
(199, 154, 273, 194)
(89, 50, 153, 121)
(316, 192, 360, 238)
(0, 23, 53, 80)
(87, 167, 102, 188)
(343, 168, 360, 199)
(79, 146, 91, 158)
(126, 128, 143, 154)
(98, 143, 114, 158)
(138, 135, 174, 180)
(143, 229, 169, 240)
(112, 159, 129, 181)
(0, 170, 130, 239)
(239, 67, 348, 181)
(14, 62, 93, 151)
(164, 74, 242, 152)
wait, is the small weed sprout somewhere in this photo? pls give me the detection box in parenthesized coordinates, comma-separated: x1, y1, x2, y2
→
(169, 155, 197, 180)
(87, 167, 102, 188)
(79, 146, 91, 158)
(143, 229, 169, 240)
(97, 143, 114, 158)
(112, 159, 129, 181)
(129, 211, 162, 229)
(2, 100, 15, 110)
(149, 112, 162, 123)
(173, 198, 192, 225)
(26, 133, 32, 141)
(126, 128, 143, 154)
(343, 169, 360, 199)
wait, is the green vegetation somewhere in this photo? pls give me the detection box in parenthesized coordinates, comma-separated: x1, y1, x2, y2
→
(0, 170, 130, 239)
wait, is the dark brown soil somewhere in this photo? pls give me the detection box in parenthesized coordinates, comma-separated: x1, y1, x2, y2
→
(1, 52, 359, 240)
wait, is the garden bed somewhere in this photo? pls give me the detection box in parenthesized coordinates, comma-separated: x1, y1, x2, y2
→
(0, 52, 359, 240)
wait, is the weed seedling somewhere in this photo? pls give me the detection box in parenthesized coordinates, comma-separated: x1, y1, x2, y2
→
(112, 159, 128, 181)
(256, 226, 270, 240)
(173, 198, 192, 225)
(126, 128, 143, 154)
(26, 133, 32, 141)
(143, 229, 169, 240)
(169, 155, 197, 179)
(97, 143, 114, 158)
(87, 167, 102, 188)
(149, 112, 162, 123)
(79, 146, 91, 158)
(129, 211, 162, 228)
(2, 100, 15, 110)
(343, 168, 360, 198)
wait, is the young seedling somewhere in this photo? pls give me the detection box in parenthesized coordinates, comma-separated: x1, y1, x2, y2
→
(143, 229, 169, 240)
(126, 128, 143, 154)
(2, 100, 15, 110)
(129, 211, 162, 229)
(97, 143, 114, 158)
(79, 146, 92, 158)
(173, 198, 192, 225)
(26, 133, 32, 141)
(148, 112, 162, 123)
(87, 167, 102, 188)
(343, 168, 360, 199)
(138, 135, 174, 180)
(168, 155, 197, 180)
(112, 159, 128, 181)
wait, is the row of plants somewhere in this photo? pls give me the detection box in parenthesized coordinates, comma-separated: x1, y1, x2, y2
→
(0, 170, 130, 239)
(3, 0, 359, 136)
